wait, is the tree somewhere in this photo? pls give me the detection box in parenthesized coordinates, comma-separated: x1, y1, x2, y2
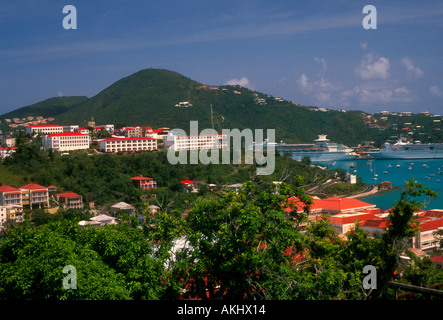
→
(172, 179, 311, 300)
(371, 178, 438, 299)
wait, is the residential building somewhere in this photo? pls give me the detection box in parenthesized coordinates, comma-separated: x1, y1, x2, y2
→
(121, 126, 143, 137)
(0, 186, 22, 207)
(76, 127, 90, 135)
(42, 132, 90, 151)
(164, 132, 228, 151)
(226, 183, 243, 193)
(110, 202, 134, 215)
(25, 124, 64, 136)
(79, 214, 117, 227)
(19, 183, 49, 208)
(95, 124, 114, 133)
(0, 205, 24, 225)
(55, 192, 83, 209)
(131, 176, 157, 190)
(181, 180, 199, 193)
(175, 101, 192, 107)
(63, 125, 79, 133)
(0, 206, 5, 225)
(0, 147, 17, 159)
(1, 137, 16, 147)
(98, 137, 157, 153)
(286, 196, 376, 221)
(411, 210, 443, 251)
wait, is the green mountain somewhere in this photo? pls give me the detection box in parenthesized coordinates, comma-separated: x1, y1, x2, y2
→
(1, 96, 88, 120)
(2, 69, 441, 146)
(53, 68, 377, 146)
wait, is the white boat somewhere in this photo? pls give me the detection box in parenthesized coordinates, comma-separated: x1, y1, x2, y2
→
(264, 134, 357, 162)
(367, 137, 443, 159)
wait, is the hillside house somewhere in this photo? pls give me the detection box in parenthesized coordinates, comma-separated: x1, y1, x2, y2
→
(131, 176, 157, 190)
(55, 191, 83, 209)
(181, 180, 199, 193)
(19, 183, 49, 208)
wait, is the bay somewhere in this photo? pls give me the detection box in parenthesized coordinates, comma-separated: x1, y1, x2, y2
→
(326, 159, 443, 210)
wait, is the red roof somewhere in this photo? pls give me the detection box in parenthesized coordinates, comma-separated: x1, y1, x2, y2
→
(329, 212, 378, 225)
(181, 180, 196, 184)
(46, 132, 87, 137)
(101, 137, 155, 141)
(361, 218, 390, 229)
(19, 183, 47, 190)
(286, 196, 375, 212)
(27, 124, 63, 128)
(0, 185, 21, 193)
(131, 176, 152, 180)
(56, 192, 81, 198)
(430, 255, 443, 264)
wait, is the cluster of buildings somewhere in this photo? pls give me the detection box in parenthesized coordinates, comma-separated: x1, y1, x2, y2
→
(0, 173, 160, 226)
(286, 195, 443, 253)
(0, 119, 232, 157)
(0, 183, 85, 226)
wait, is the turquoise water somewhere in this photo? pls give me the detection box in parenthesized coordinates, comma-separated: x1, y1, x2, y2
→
(326, 159, 443, 210)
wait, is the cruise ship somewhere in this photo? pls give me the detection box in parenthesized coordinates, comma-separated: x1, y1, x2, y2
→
(254, 134, 357, 162)
(367, 138, 443, 159)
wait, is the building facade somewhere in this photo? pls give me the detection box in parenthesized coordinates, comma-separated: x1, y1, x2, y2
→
(98, 137, 157, 153)
(131, 176, 157, 190)
(0, 186, 22, 207)
(55, 192, 83, 209)
(19, 183, 49, 208)
(42, 132, 90, 152)
(0, 147, 17, 159)
(164, 133, 228, 151)
(25, 124, 64, 136)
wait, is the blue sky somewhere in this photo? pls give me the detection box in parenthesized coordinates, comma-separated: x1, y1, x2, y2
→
(1, 0, 442, 115)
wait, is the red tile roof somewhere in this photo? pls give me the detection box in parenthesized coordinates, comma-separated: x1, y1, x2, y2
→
(286, 196, 375, 212)
(361, 218, 390, 229)
(47, 132, 87, 137)
(27, 124, 63, 128)
(101, 137, 155, 141)
(0, 186, 21, 193)
(19, 183, 47, 190)
(131, 176, 152, 180)
(56, 192, 81, 198)
(181, 180, 196, 184)
(430, 255, 443, 264)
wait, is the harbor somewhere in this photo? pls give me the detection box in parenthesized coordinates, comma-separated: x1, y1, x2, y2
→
(327, 158, 443, 210)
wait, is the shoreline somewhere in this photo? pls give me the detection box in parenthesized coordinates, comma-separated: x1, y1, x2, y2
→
(343, 184, 379, 199)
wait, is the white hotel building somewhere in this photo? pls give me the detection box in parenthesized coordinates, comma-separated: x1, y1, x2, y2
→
(163, 132, 228, 151)
(98, 137, 157, 153)
(42, 132, 90, 152)
(26, 124, 64, 136)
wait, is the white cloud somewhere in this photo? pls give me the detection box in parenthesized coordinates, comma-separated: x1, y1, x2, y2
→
(355, 54, 390, 80)
(314, 57, 327, 71)
(297, 73, 309, 91)
(401, 57, 424, 78)
(359, 41, 368, 51)
(297, 73, 342, 105)
(429, 85, 443, 98)
(57, 91, 64, 97)
(344, 85, 412, 104)
(225, 77, 250, 87)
